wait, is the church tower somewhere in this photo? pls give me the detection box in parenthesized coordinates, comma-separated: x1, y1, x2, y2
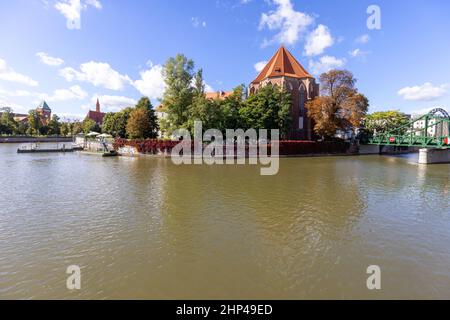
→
(249, 47, 319, 140)
(96, 98, 101, 113)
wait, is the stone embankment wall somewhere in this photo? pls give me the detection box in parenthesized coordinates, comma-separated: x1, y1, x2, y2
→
(0, 136, 73, 143)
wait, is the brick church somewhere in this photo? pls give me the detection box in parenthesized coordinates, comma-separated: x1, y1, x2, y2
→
(249, 46, 319, 140)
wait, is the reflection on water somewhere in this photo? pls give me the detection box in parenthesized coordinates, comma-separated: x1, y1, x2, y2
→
(0, 144, 449, 299)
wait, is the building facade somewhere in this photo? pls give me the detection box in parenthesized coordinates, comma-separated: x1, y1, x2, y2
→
(36, 101, 52, 125)
(413, 116, 450, 138)
(85, 98, 106, 125)
(249, 47, 319, 140)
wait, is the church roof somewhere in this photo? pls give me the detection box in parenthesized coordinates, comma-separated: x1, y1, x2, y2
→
(252, 46, 313, 84)
(86, 110, 106, 124)
(37, 100, 51, 111)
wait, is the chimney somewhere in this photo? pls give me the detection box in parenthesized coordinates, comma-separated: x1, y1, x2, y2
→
(96, 98, 100, 113)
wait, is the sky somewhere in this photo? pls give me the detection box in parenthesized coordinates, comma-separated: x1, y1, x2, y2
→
(0, 0, 449, 120)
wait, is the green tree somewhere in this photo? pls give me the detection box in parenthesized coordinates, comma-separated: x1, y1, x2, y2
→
(135, 97, 159, 134)
(60, 122, 70, 137)
(27, 110, 41, 136)
(16, 121, 29, 135)
(306, 69, 369, 139)
(83, 118, 100, 134)
(0, 107, 17, 135)
(126, 107, 157, 139)
(239, 84, 292, 139)
(364, 110, 410, 134)
(161, 54, 195, 133)
(39, 125, 50, 136)
(221, 85, 246, 130)
(72, 121, 83, 135)
(189, 95, 224, 132)
(193, 69, 205, 96)
(48, 115, 61, 135)
(102, 108, 133, 138)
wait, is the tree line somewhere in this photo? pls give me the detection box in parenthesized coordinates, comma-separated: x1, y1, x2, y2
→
(0, 106, 102, 137)
(2, 53, 409, 140)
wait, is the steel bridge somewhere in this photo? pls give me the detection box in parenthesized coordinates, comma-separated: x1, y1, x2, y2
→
(369, 108, 450, 149)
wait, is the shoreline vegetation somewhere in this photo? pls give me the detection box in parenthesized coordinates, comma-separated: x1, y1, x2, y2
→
(113, 138, 352, 157)
(1, 54, 417, 158)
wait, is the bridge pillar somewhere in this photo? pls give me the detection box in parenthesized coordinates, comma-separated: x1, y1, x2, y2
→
(418, 148, 450, 164)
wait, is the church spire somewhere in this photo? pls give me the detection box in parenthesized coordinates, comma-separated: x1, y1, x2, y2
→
(96, 98, 100, 113)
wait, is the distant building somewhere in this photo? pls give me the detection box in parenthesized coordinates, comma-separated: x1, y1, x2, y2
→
(36, 101, 52, 125)
(205, 91, 233, 100)
(249, 46, 319, 140)
(0, 101, 51, 125)
(85, 98, 106, 125)
(412, 115, 449, 137)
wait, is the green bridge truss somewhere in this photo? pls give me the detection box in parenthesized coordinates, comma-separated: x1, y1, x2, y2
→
(369, 108, 450, 149)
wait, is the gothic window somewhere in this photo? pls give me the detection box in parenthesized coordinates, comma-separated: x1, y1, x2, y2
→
(309, 83, 314, 99)
(299, 84, 306, 116)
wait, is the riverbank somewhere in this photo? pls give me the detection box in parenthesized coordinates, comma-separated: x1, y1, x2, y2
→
(0, 136, 73, 143)
(114, 138, 419, 158)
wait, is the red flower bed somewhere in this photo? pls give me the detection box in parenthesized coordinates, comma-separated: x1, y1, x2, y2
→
(114, 139, 350, 156)
(114, 138, 180, 154)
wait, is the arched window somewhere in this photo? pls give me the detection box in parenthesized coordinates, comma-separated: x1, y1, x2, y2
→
(299, 85, 306, 116)
(299, 84, 306, 130)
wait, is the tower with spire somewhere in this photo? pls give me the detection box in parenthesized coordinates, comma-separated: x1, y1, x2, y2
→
(249, 46, 319, 140)
(85, 97, 106, 125)
(36, 100, 52, 125)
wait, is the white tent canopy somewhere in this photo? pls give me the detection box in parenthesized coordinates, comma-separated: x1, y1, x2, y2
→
(97, 134, 112, 138)
(86, 132, 100, 137)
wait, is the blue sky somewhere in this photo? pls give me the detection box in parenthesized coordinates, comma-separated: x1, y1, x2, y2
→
(0, 0, 449, 119)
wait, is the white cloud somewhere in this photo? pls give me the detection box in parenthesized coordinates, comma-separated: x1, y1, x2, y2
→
(259, 0, 314, 46)
(398, 83, 448, 101)
(44, 85, 88, 102)
(348, 48, 370, 58)
(0, 58, 38, 87)
(308, 55, 346, 75)
(54, 0, 102, 30)
(92, 95, 137, 112)
(36, 52, 65, 66)
(0, 98, 28, 113)
(0, 87, 35, 97)
(355, 34, 370, 44)
(132, 63, 166, 100)
(56, 112, 85, 121)
(191, 17, 207, 28)
(411, 107, 449, 116)
(304, 24, 334, 57)
(254, 60, 268, 73)
(204, 82, 214, 92)
(0, 84, 86, 103)
(189, 77, 214, 93)
(59, 61, 131, 91)
(85, 0, 102, 9)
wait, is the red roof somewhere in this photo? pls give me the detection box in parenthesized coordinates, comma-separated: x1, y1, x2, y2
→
(205, 91, 233, 100)
(252, 46, 313, 84)
(86, 110, 106, 124)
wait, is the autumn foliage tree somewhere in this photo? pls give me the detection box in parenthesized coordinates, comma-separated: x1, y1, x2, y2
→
(126, 107, 158, 139)
(306, 70, 369, 139)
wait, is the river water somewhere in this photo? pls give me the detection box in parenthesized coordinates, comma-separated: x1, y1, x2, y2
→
(0, 143, 449, 299)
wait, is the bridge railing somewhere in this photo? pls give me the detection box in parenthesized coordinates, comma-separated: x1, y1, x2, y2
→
(368, 109, 450, 149)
